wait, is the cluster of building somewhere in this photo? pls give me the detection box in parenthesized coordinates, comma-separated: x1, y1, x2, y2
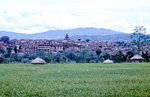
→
(0, 34, 150, 55)
(9, 34, 81, 54)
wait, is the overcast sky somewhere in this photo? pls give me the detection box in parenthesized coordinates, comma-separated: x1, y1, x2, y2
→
(0, 0, 150, 34)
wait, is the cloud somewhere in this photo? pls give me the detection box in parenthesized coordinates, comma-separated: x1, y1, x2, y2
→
(0, 0, 150, 34)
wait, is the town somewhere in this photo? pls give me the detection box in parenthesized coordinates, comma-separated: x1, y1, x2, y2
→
(0, 34, 150, 63)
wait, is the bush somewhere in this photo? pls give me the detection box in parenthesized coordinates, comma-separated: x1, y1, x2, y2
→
(3, 58, 15, 64)
(0, 57, 4, 63)
(86, 57, 91, 63)
(21, 58, 29, 63)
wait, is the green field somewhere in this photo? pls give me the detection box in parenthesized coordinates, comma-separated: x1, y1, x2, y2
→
(0, 63, 150, 97)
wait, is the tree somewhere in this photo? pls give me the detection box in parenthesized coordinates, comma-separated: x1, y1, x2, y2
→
(66, 51, 76, 61)
(0, 57, 4, 63)
(6, 46, 12, 57)
(131, 26, 149, 54)
(96, 49, 102, 57)
(95, 49, 102, 62)
(52, 52, 67, 63)
(103, 52, 110, 60)
(14, 46, 18, 53)
(86, 39, 90, 42)
(11, 53, 21, 62)
(75, 48, 95, 63)
(142, 51, 150, 62)
(0, 48, 5, 54)
(0, 36, 9, 44)
(126, 51, 134, 61)
(78, 49, 87, 63)
(86, 57, 91, 63)
(112, 51, 125, 63)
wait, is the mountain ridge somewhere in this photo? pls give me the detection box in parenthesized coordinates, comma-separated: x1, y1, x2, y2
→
(70, 34, 132, 42)
(0, 27, 124, 40)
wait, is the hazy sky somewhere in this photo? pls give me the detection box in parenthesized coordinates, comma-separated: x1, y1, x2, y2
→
(0, 0, 150, 34)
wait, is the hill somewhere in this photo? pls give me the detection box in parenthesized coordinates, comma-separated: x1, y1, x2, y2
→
(0, 27, 124, 40)
(70, 34, 132, 42)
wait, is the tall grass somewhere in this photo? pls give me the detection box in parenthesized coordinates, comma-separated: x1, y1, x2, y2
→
(0, 63, 150, 96)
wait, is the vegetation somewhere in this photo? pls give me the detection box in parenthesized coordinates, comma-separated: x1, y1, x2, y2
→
(0, 46, 150, 64)
(0, 63, 150, 96)
(131, 26, 150, 54)
(0, 36, 10, 44)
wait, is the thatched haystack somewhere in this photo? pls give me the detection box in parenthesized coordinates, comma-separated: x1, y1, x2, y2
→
(130, 54, 144, 62)
(103, 59, 113, 64)
(31, 57, 47, 64)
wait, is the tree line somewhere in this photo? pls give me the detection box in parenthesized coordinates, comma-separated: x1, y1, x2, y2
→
(0, 46, 149, 64)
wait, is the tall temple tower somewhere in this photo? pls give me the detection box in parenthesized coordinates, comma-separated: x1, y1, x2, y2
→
(64, 34, 70, 41)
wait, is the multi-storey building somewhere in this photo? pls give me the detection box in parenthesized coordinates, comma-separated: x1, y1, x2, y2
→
(2, 34, 150, 55)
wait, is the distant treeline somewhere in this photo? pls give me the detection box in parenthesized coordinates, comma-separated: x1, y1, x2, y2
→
(0, 47, 150, 64)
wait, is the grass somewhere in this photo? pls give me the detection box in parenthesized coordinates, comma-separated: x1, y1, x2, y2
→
(0, 63, 150, 97)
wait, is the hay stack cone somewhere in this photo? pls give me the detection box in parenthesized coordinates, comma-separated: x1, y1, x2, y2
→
(31, 57, 47, 64)
(130, 54, 144, 62)
(103, 59, 113, 64)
